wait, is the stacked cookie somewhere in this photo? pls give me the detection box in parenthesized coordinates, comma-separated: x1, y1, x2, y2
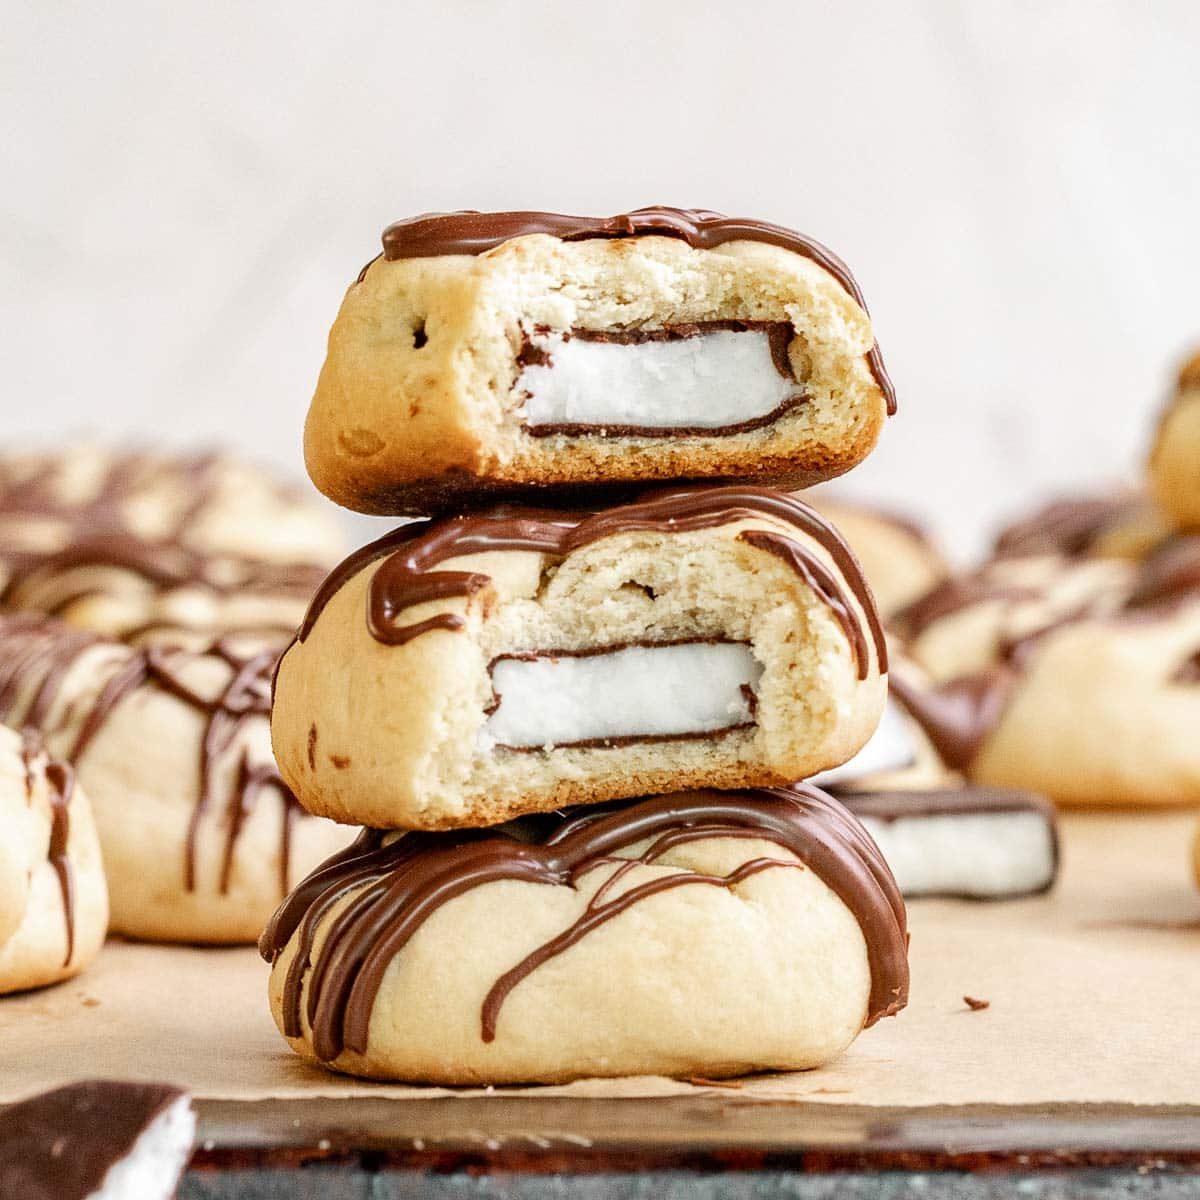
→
(261, 208, 912, 1084)
(0, 446, 356, 979)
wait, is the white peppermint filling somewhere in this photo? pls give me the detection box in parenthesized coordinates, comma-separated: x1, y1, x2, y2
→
(809, 698, 916, 788)
(860, 811, 1056, 898)
(481, 642, 762, 751)
(93, 1095, 195, 1200)
(518, 328, 799, 431)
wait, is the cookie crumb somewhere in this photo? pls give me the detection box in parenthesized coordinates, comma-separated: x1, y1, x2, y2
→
(963, 995, 989, 1011)
(81, 996, 100, 1008)
(687, 1076, 743, 1090)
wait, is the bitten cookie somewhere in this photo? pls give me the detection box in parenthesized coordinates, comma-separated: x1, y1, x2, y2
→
(305, 208, 895, 514)
(896, 539, 1200, 806)
(0, 1081, 194, 1200)
(0, 444, 341, 646)
(840, 787, 1058, 899)
(260, 785, 909, 1084)
(0, 728, 106, 993)
(0, 615, 354, 943)
(273, 487, 888, 830)
(1150, 351, 1200, 529)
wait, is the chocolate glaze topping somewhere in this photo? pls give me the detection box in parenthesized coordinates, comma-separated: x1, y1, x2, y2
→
(373, 207, 896, 416)
(259, 785, 909, 1062)
(0, 1080, 188, 1200)
(293, 486, 886, 681)
(0, 615, 305, 897)
(16, 730, 76, 964)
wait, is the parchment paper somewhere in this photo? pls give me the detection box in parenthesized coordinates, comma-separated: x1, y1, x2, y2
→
(2, 811, 1198, 1106)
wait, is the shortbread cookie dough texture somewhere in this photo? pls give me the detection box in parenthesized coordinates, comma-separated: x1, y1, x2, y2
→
(304, 208, 895, 514)
(0, 445, 342, 647)
(0, 726, 106, 993)
(261, 786, 909, 1085)
(1150, 351, 1200, 529)
(0, 615, 354, 943)
(272, 487, 889, 829)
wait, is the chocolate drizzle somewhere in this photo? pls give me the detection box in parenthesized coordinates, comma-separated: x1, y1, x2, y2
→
(372, 207, 896, 416)
(0, 615, 304, 898)
(259, 785, 909, 1062)
(992, 495, 1146, 559)
(888, 667, 1016, 771)
(293, 486, 886, 680)
(16, 730, 75, 964)
(1125, 537, 1200, 610)
(0, 448, 326, 640)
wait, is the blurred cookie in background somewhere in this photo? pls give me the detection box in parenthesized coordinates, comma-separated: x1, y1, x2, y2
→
(0, 614, 354, 943)
(992, 489, 1172, 563)
(0, 444, 342, 647)
(893, 543, 1200, 807)
(1150, 350, 1200, 530)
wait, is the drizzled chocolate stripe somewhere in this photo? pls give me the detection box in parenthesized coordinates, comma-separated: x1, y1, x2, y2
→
(372, 207, 896, 416)
(0, 449, 325, 630)
(259, 785, 909, 1062)
(993, 495, 1144, 559)
(0, 615, 304, 899)
(292, 486, 887, 680)
(17, 730, 75, 965)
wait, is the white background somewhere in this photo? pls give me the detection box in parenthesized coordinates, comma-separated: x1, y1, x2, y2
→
(3, 1, 1198, 555)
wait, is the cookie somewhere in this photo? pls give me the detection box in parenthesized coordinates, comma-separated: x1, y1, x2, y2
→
(272, 487, 888, 829)
(0, 445, 341, 646)
(992, 490, 1172, 562)
(0, 615, 354, 942)
(896, 551, 1134, 682)
(260, 785, 908, 1084)
(803, 494, 948, 616)
(0, 728, 106, 993)
(304, 208, 895, 514)
(1150, 350, 1200, 529)
(839, 787, 1058, 899)
(0, 1081, 193, 1200)
(897, 540, 1200, 806)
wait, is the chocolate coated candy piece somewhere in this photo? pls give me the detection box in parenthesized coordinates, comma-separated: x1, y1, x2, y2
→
(0, 1080, 194, 1200)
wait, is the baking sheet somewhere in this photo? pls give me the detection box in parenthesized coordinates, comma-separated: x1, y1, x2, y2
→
(1, 811, 1198, 1107)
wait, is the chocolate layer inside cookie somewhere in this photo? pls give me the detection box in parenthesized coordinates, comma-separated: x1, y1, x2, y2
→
(516, 321, 805, 437)
(482, 640, 761, 750)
